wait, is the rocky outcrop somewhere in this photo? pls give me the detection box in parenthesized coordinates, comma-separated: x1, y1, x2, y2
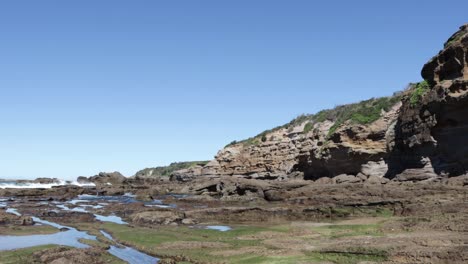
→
(33, 247, 110, 264)
(32, 178, 61, 184)
(87, 172, 127, 185)
(76, 176, 92, 184)
(170, 24, 468, 183)
(130, 209, 197, 226)
(387, 24, 468, 179)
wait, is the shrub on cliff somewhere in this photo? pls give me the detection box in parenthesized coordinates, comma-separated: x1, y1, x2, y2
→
(226, 94, 402, 145)
(409, 80, 430, 107)
(303, 122, 314, 133)
(325, 95, 401, 137)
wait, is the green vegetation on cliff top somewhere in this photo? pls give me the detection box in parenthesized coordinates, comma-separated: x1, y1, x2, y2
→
(135, 161, 209, 177)
(228, 92, 402, 147)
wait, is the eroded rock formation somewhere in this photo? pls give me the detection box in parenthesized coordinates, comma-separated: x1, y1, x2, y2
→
(387, 24, 468, 179)
(172, 24, 468, 183)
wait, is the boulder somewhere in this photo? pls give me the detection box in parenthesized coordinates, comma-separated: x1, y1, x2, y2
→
(334, 174, 362, 184)
(76, 176, 91, 184)
(88, 172, 127, 185)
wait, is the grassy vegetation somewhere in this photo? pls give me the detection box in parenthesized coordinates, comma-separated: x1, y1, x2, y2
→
(313, 223, 383, 239)
(99, 253, 127, 264)
(78, 238, 110, 249)
(96, 223, 280, 263)
(409, 80, 430, 107)
(0, 225, 58, 236)
(324, 206, 393, 219)
(306, 250, 388, 264)
(0, 245, 57, 264)
(325, 95, 401, 137)
(0, 245, 59, 264)
(227, 94, 402, 146)
(303, 122, 314, 134)
(82, 217, 390, 263)
(134, 161, 210, 177)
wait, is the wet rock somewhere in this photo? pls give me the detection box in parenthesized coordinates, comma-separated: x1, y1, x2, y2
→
(88, 172, 127, 185)
(130, 210, 185, 226)
(33, 178, 61, 184)
(76, 176, 92, 184)
(41, 211, 96, 224)
(33, 247, 107, 264)
(46, 211, 59, 217)
(20, 216, 35, 226)
(264, 190, 284, 201)
(135, 192, 154, 202)
(0, 210, 19, 225)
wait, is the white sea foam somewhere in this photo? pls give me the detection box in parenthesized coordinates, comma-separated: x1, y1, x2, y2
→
(0, 180, 95, 189)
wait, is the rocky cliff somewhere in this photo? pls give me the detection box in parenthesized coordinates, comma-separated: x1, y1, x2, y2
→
(387, 24, 468, 180)
(174, 24, 468, 183)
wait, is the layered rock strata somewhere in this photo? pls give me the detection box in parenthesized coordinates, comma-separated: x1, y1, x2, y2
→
(172, 24, 468, 182)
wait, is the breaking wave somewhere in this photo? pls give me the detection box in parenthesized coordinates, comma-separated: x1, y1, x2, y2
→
(0, 180, 95, 189)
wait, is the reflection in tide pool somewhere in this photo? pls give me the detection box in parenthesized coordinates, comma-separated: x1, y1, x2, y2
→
(76, 194, 138, 204)
(0, 217, 95, 250)
(108, 245, 159, 264)
(54, 202, 127, 224)
(0, 213, 158, 263)
(94, 214, 128, 224)
(204, 225, 232, 232)
(100, 230, 159, 264)
(56, 204, 89, 213)
(144, 204, 174, 209)
(68, 199, 90, 205)
(5, 208, 21, 216)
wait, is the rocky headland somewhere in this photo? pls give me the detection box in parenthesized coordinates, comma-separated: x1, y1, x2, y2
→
(1, 24, 467, 264)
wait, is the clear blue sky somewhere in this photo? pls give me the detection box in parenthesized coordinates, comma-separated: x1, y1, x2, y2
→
(0, 1, 466, 179)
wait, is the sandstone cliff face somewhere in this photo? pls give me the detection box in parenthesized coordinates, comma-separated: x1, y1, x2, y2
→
(387, 24, 468, 180)
(178, 98, 402, 181)
(174, 24, 468, 182)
